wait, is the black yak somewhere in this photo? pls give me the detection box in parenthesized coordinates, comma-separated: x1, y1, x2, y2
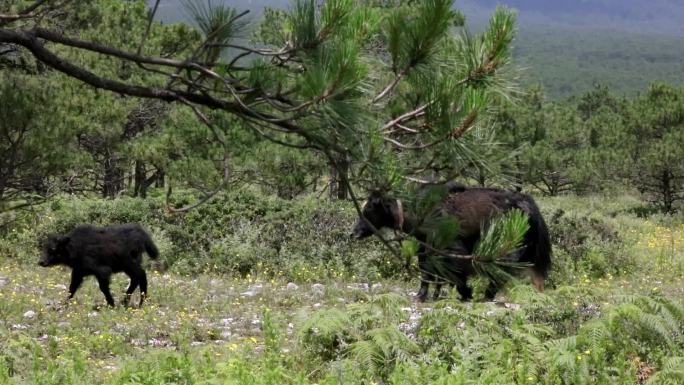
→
(351, 183, 551, 302)
(39, 223, 159, 307)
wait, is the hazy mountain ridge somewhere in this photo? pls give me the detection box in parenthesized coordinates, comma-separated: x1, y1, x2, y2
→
(459, 0, 684, 35)
(153, 0, 684, 36)
(149, 0, 684, 97)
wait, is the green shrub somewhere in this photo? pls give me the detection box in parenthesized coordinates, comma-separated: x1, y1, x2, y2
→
(0, 189, 387, 281)
(545, 208, 634, 282)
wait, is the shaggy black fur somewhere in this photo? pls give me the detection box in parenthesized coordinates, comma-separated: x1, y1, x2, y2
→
(39, 223, 159, 307)
(351, 184, 551, 302)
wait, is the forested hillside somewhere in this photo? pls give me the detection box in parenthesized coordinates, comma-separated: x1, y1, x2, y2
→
(153, 0, 684, 97)
(460, 0, 684, 35)
(514, 26, 684, 97)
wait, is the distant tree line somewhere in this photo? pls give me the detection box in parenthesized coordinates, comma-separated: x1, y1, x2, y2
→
(490, 83, 684, 213)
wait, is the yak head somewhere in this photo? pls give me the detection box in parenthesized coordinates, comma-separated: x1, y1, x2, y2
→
(351, 193, 404, 239)
(39, 235, 71, 267)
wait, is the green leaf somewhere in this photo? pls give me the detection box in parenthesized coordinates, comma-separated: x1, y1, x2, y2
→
(426, 216, 460, 250)
(400, 238, 419, 259)
(474, 208, 530, 262)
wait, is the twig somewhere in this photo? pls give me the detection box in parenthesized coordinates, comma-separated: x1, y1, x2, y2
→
(372, 67, 409, 103)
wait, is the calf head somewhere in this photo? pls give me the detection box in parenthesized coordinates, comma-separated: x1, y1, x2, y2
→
(39, 235, 70, 267)
(351, 193, 404, 239)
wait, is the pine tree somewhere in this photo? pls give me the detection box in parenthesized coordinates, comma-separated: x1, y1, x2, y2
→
(0, 0, 518, 204)
(627, 83, 684, 213)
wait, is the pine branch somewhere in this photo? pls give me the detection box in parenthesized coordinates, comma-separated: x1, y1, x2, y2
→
(0, 0, 48, 27)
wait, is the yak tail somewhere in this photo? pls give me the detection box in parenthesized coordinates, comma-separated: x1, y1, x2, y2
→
(143, 232, 159, 259)
(528, 208, 552, 279)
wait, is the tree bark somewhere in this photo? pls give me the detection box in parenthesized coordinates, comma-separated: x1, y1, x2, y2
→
(329, 157, 349, 200)
(103, 156, 123, 198)
(155, 170, 165, 188)
(134, 160, 146, 197)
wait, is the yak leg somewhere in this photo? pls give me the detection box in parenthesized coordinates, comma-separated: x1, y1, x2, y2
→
(416, 280, 430, 302)
(456, 283, 473, 301)
(433, 283, 443, 300)
(484, 281, 498, 301)
(444, 240, 472, 301)
(528, 268, 545, 292)
(416, 250, 430, 302)
(121, 255, 145, 307)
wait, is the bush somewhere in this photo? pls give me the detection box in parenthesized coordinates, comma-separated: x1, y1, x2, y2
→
(0, 189, 388, 281)
(545, 208, 633, 281)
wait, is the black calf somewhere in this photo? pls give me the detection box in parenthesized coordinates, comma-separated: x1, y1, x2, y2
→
(39, 223, 159, 307)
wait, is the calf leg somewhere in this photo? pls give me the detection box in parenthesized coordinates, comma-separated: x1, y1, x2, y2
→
(121, 274, 139, 307)
(137, 269, 148, 307)
(95, 273, 115, 307)
(66, 272, 84, 303)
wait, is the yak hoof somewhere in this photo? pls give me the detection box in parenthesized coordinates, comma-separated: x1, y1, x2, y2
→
(415, 291, 428, 303)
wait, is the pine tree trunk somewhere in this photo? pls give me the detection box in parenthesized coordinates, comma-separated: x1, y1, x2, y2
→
(329, 164, 338, 200)
(336, 157, 349, 200)
(155, 170, 165, 188)
(477, 168, 487, 187)
(134, 161, 146, 197)
(329, 157, 349, 200)
(661, 169, 673, 213)
(103, 156, 123, 198)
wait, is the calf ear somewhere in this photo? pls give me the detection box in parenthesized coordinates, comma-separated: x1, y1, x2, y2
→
(57, 236, 70, 247)
(389, 199, 404, 230)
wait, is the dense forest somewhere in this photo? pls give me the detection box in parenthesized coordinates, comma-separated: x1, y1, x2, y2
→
(514, 26, 684, 97)
(0, 1, 682, 384)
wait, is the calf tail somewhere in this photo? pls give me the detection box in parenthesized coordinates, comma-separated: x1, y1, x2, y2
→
(142, 232, 159, 259)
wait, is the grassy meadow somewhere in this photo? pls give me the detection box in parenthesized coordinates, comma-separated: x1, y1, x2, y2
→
(0, 192, 682, 384)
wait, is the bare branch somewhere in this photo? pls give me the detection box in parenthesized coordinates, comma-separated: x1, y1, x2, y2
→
(372, 67, 409, 104)
(0, 28, 309, 135)
(218, 43, 293, 57)
(381, 104, 427, 132)
(31, 27, 220, 76)
(0, 0, 48, 27)
(137, 0, 161, 56)
(384, 133, 449, 150)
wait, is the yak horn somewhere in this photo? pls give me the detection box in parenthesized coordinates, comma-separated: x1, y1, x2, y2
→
(394, 199, 404, 230)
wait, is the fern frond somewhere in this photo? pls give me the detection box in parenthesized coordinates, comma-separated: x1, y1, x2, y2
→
(544, 336, 578, 352)
(646, 357, 684, 385)
(606, 302, 678, 350)
(578, 320, 610, 353)
(348, 326, 420, 378)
